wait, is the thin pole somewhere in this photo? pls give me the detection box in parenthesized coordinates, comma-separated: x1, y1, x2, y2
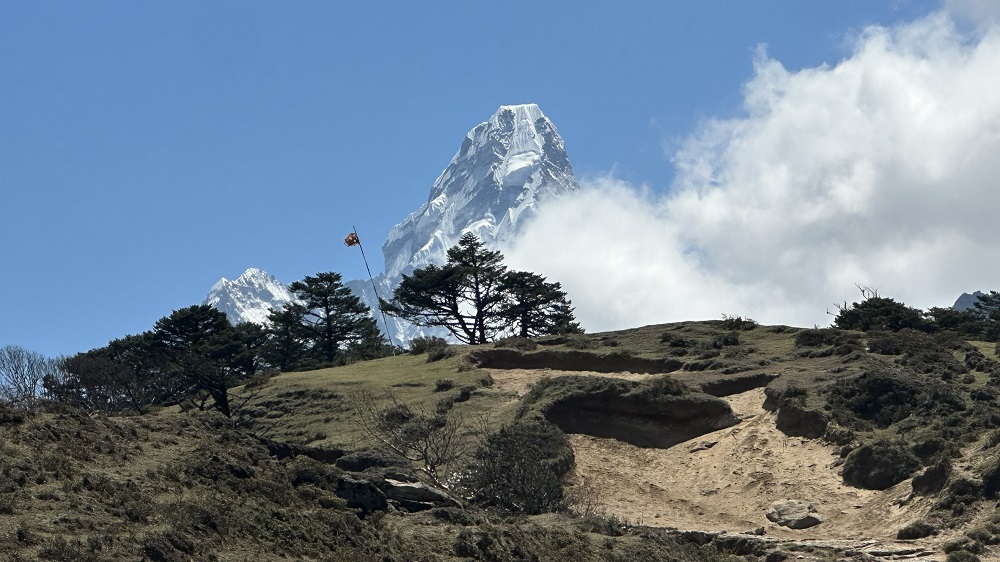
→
(353, 226, 397, 352)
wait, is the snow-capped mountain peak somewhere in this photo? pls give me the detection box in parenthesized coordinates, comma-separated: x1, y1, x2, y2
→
(381, 103, 577, 281)
(204, 268, 296, 326)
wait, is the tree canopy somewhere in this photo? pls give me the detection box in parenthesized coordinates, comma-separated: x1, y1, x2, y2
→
(285, 271, 390, 365)
(382, 233, 582, 344)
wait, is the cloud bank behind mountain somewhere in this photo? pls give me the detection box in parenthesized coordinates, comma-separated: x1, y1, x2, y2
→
(505, 10, 1000, 332)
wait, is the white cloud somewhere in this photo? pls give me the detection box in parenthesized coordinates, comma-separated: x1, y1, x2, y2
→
(506, 12, 1000, 332)
(944, 0, 1000, 31)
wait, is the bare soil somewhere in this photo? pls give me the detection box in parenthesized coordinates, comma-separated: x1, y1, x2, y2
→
(486, 368, 979, 560)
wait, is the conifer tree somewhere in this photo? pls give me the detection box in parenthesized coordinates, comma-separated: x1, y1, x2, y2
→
(383, 233, 582, 344)
(500, 271, 582, 338)
(288, 272, 386, 363)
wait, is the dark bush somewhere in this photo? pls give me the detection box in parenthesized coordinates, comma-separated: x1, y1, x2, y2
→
(427, 346, 456, 363)
(494, 337, 538, 351)
(937, 477, 983, 513)
(434, 379, 455, 392)
(897, 520, 936, 540)
(842, 440, 920, 490)
(711, 332, 740, 348)
(720, 314, 758, 331)
(409, 336, 448, 355)
(463, 421, 573, 514)
(979, 454, 1000, 499)
(794, 329, 840, 347)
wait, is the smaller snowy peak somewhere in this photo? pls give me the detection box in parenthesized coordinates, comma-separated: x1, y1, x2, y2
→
(204, 268, 297, 326)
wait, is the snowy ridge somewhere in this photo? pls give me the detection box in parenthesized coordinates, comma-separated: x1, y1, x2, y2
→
(350, 104, 578, 344)
(381, 103, 578, 280)
(204, 268, 297, 325)
(205, 105, 578, 345)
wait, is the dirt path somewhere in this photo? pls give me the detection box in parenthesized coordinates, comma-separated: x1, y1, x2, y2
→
(486, 368, 960, 559)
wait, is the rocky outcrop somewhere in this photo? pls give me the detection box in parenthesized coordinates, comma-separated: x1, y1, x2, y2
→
(336, 474, 389, 516)
(521, 375, 739, 449)
(698, 372, 779, 397)
(766, 500, 822, 529)
(471, 348, 683, 374)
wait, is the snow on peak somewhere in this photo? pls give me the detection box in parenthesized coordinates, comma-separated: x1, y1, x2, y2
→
(381, 103, 577, 281)
(490, 103, 546, 127)
(204, 268, 297, 326)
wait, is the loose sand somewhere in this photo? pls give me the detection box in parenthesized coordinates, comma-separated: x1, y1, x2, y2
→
(486, 368, 978, 559)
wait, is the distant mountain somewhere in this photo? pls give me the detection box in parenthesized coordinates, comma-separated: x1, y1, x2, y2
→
(381, 103, 578, 280)
(205, 105, 578, 344)
(954, 291, 986, 311)
(347, 104, 579, 345)
(204, 268, 296, 326)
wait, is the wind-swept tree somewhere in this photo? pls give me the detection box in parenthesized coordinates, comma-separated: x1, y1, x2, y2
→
(152, 304, 259, 418)
(832, 287, 926, 332)
(383, 233, 509, 344)
(261, 306, 310, 372)
(54, 333, 169, 414)
(500, 271, 582, 338)
(383, 233, 581, 344)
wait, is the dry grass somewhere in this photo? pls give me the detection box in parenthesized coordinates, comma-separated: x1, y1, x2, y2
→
(10, 320, 1000, 560)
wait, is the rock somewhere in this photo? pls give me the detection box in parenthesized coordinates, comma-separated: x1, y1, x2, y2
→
(679, 530, 718, 545)
(689, 439, 719, 452)
(335, 475, 388, 516)
(378, 478, 461, 508)
(766, 499, 822, 529)
(257, 436, 346, 464)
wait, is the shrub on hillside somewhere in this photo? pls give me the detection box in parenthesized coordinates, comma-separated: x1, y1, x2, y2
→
(897, 520, 936, 540)
(409, 336, 448, 355)
(720, 314, 758, 330)
(494, 337, 538, 351)
(794, 328, 839, 347)
(427, 346, 455, 363)
(462, 421, 573, 514)
(842, 440, 920, 490)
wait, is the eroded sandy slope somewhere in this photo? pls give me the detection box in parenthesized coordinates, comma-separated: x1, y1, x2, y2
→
(487, 368, 971, 558)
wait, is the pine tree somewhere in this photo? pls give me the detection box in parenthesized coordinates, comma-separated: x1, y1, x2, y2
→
(289, 272, 385, 364)
(383, 233, 582, 344)
(383, 233, 509, 344)
(501, 271, 582, 338)
(974, 291, 1000, 341)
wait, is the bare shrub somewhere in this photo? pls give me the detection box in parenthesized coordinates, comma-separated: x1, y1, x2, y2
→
(349, 390, 466, 486)
(0, 345, 59, 410)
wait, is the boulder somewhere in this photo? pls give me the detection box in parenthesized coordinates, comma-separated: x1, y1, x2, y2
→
(766, 499, 822, 529)
(335, 475, 388, 516)
(379, 478, 461, 508)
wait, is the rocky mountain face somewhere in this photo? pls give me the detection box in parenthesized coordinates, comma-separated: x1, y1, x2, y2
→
(205, 104, 578, 344)
(954, 291, 986, 311)
(204, 268, 296, 326)
(381, 104, 578, 281)
(349, 104, 579, 345)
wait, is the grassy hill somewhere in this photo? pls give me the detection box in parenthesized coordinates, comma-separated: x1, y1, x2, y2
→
(4, 321, 1000, 560)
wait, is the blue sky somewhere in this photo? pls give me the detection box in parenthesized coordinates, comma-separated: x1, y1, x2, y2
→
(0, 0, 982, 357)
